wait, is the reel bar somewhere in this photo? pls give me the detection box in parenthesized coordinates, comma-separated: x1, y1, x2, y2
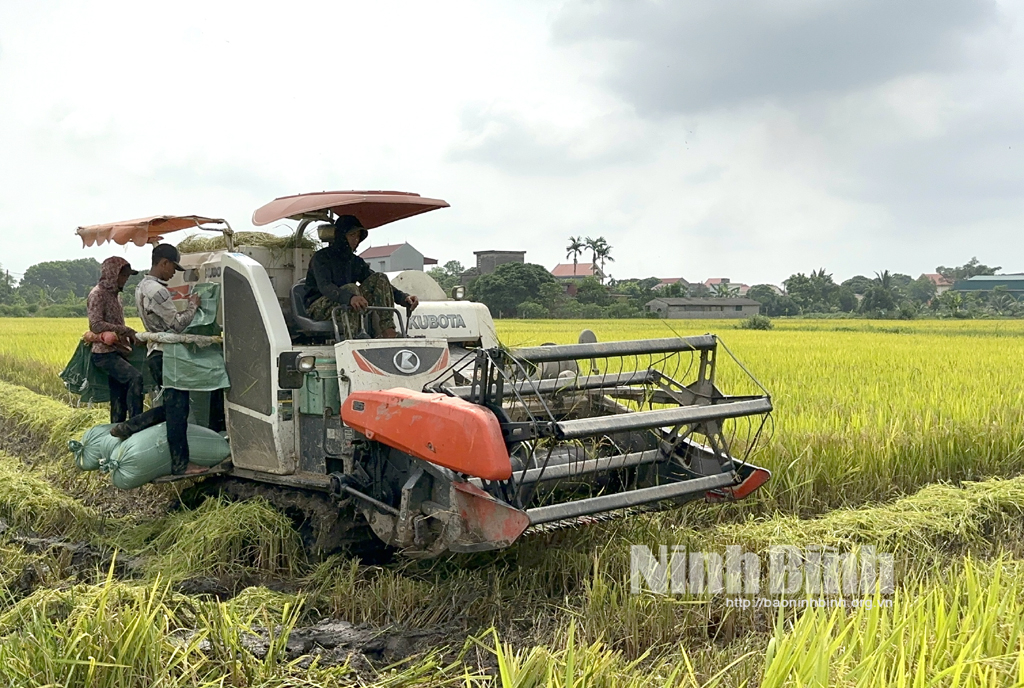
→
(553, 397, 773, 440)
(526, 472, 736, 525)
(511, 335, 717, 363)
(467, 449, 664, 489)
(446, 370, 657, 401)
(516, 448, 661, 485)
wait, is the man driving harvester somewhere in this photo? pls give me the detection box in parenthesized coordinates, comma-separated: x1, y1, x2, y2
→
(304, 215, 419, 337)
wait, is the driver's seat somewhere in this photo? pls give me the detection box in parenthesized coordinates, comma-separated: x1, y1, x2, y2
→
(290, 281, 335, 336)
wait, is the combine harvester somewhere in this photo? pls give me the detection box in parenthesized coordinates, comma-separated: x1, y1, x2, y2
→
(75, 191, 773, 557)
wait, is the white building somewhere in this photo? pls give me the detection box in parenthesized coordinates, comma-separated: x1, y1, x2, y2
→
(358, 243, 437, 272)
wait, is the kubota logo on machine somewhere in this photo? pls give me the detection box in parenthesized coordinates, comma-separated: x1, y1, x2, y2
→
(393, 350, 421, 374)
(351, 346, 448, 376)
(408, 314, 467, 330)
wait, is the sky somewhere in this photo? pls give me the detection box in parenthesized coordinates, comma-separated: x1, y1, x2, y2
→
(1, 0, 1021, 286)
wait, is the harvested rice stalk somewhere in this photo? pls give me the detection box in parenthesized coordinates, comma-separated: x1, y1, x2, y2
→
(142, 497, 304, 581)
(0, 453, 99, 538)
(0, 380, 106, 457)
(177, 230, 316, 254)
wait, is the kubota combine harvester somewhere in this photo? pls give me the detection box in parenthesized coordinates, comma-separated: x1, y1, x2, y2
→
(75, 191, 773, 557)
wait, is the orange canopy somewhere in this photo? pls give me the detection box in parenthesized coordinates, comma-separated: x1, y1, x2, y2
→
(251, 191, 449, 228)
(77, 215, 227, 247)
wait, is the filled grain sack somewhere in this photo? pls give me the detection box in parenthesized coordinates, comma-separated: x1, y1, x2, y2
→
(102, 423, 231, 489)
(68, 423, 123, 471)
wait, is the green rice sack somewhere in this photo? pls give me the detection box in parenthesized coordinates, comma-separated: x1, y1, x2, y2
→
(68, 423, 123, 471)
(103, 423, 231, 489)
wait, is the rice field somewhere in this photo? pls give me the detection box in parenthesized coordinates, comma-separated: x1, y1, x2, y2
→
(1, 316, 1024, 685)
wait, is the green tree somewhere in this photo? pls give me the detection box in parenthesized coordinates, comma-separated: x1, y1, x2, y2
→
(907, 275, 937, 305)
(784, 269, 838, 313)
(938, 290, 967, 318)
(746, 285, 778, 315)
(712, 282, 740, 298)
(661, 282, 686, 297)
(985, 286, 1020, 317)
(0, 263, 15, 303)
(860, 270, 899, 315)
(566, 237, 585, 276)
(584, 236, 601, 266)
(575, 276, 611, 306)
(841, 275, 874, 295)
(517, 301, 548, 319)
(891, 273, 914, 292)
(687, 282, 711, 297)
(616, 277, 661, 311)
(19, 258, 101, 299)
(427, 260, 465, 293)
(605, 301, 642, 318)
(837, 286, 859, 313)
(469, 262, 557, 318)
(594, 240, 613, 278)
(936, 257, 1000, 282)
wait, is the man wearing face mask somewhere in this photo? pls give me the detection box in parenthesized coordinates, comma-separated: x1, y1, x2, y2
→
(303, 215, 419, 337)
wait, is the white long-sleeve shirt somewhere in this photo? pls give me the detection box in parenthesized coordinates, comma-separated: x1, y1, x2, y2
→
(135, 275, 198, 354)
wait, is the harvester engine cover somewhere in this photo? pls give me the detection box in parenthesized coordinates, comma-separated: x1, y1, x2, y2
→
(342, 389, 513, 481)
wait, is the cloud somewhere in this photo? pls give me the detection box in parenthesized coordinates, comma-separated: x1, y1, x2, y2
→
(447, 104, 657, 174)
(553, 0, 999, 114)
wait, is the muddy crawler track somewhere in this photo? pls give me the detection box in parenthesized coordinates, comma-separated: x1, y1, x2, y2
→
(179, 476, 395, 563)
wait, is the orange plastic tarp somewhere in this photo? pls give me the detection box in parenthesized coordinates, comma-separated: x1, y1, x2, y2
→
(77, 215, 226, 247)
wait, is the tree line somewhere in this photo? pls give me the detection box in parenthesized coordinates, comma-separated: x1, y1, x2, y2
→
(0, 258, 142, 317)
(749, 258, 1013, 319)
(3, 253, 1017, 321)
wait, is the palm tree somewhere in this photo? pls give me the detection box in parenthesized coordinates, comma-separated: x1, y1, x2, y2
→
(584, 237, 601, 268)
(594, 241, 614, 281)
(566, 236, 584, 276)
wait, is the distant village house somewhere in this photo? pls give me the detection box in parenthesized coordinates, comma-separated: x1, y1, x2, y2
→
(952, 274, 1024, 295)
(646, 297, 761, 319)
(653, 277, 689, 290)
(550, 263, 605, 281)
(359, 243, 437, 272)
(475, 250, 526, 275)
(703, 277, 750, 296)
(921, 274, 953, 295)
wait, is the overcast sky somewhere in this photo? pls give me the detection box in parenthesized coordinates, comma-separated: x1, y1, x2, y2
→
(1, 0, 1021, 286)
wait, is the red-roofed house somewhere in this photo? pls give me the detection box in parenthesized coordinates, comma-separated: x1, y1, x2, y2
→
(358, 243, 436, 272)
(653, 277, 690, 290)
(551, 263, 605, 281)
(703, 277, 750, 296)
(921, 273, 953, 295)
